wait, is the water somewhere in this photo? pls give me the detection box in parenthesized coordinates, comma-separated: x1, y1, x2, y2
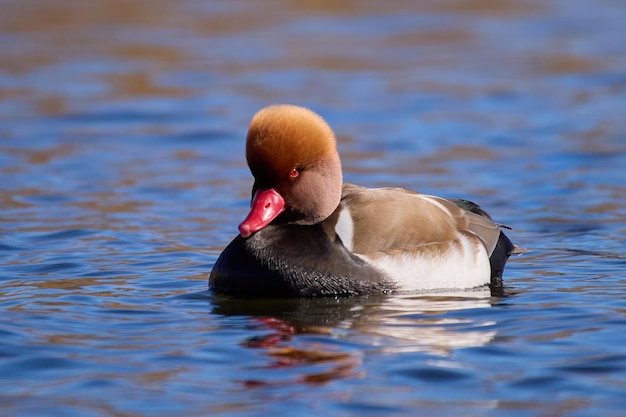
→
(2, 0, 626, 415)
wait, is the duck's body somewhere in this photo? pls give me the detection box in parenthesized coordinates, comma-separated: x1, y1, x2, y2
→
(210, 105, 523, 297)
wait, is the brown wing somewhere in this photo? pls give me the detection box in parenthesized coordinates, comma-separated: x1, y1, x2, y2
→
(339, 184, 502, 256)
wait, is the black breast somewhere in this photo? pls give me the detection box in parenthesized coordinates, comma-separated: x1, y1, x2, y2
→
(209, 224, 393, 297)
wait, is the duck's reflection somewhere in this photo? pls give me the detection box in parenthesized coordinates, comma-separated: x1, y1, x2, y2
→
(350, 289, 497, 355)
(212, 288, 499, 386)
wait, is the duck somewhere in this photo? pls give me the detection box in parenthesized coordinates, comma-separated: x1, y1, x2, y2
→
(210, 104, 524, 297)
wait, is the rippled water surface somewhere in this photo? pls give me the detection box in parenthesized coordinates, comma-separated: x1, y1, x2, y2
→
(2, 0, 626, 415)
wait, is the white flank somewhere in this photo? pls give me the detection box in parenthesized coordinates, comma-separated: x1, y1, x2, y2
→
(334, 205, 354, 251)
(361, 233, 491, 291)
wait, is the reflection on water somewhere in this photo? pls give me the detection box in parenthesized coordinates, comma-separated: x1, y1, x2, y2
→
(2, 0, 626, 415)
(354, 292, 496, 355)
(213, 289, 497, 386)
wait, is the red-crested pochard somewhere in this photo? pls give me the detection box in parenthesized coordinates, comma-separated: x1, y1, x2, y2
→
(210, 105, 525, 297)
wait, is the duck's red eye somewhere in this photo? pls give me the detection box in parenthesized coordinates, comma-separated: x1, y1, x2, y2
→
(289, 168, 299, 178)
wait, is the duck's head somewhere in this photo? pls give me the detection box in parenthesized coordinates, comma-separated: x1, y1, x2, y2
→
(238, 104, 343, 238)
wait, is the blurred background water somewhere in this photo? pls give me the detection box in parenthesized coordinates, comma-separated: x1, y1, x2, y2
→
(1, 0, 626, 416)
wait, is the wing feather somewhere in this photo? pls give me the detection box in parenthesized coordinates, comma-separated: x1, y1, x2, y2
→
(337, 184, 502, 257)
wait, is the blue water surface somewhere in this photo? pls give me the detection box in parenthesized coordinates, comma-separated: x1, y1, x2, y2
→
(1, 0, 626, 416)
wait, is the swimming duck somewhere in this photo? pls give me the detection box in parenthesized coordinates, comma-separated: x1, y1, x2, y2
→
(210, 105, 523, 297)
